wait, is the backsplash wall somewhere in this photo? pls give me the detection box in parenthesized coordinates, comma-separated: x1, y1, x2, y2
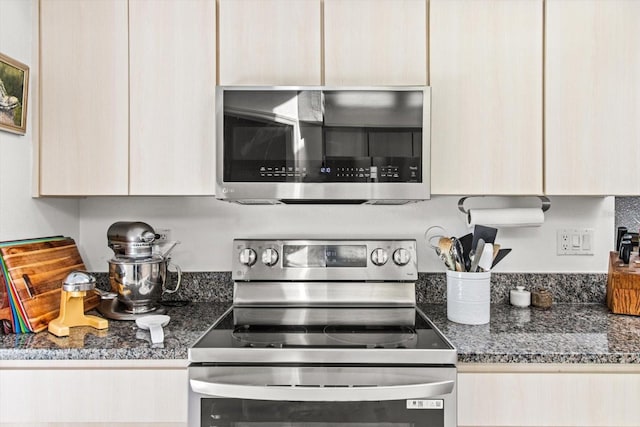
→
(78, 195, 614, 273)
(615, 197, 640, 235)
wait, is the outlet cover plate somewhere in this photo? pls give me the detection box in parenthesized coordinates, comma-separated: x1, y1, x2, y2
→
(155, 228, 171, 243)
(557, 228, 594, 256)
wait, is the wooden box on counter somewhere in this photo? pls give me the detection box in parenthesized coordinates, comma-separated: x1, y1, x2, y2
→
(607, 251, 640, 316)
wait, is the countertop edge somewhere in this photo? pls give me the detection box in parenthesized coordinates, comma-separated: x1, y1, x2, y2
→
(457, 362, 640, 373)
(0, 358, 189, 369)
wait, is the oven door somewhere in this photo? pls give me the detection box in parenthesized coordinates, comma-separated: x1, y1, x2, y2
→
(188, 365, 456, 427)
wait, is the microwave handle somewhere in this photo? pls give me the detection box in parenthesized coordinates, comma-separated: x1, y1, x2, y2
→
(190, 378, 454, 402)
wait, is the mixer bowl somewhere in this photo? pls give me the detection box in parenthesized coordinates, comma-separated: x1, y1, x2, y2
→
(108, 255, 181, 314)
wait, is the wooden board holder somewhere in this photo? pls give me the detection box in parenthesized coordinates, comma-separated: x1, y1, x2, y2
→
(607, 251, 640, 316)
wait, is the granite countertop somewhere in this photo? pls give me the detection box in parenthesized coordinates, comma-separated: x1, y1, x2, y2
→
(420, 303, 640, 364)
(1, 302, 639, 364)
(0, 303, 230, 361)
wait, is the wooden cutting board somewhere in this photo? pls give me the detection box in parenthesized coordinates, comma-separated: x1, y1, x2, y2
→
(0, 269, 13, 333)
(1, 237, 99, 332)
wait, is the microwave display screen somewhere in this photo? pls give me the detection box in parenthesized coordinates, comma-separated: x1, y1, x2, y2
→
(222, 89, 423, 184)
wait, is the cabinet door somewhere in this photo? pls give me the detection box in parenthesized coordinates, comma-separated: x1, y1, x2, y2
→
(430, 0, 543, 195)
(0, 366, 187, 424)
(545, 0, 640, 195)
(219, 0, 321, 85)
(458, 370, 640, 426)
(129, 0, 216, 195)
(40, 0, 129, 195)
(324, 0, 427, 86)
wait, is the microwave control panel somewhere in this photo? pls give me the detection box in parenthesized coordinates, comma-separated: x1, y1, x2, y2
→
(248, 157, 420, 183)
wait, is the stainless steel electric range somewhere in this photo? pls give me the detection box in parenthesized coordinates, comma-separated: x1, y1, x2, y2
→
(188, 239, 457, 427)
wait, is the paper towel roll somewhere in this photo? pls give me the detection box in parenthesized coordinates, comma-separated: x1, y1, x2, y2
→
(465, 208, 544, 228)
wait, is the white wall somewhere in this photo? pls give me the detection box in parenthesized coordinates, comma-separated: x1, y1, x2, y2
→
(0, 0, 79, 242)
(79, 195, 614, 273)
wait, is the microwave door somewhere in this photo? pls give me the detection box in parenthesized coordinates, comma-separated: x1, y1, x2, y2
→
(223, 113, 323, 183)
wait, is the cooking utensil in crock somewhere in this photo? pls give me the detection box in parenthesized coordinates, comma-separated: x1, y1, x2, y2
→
(469, 238, 485, 273)
(477, 243, 494, 272)
(491, 248, 512, 268)
(437, 237, 456, 271)
(458, 233, 473, 272)
(451, 237, 465, 272)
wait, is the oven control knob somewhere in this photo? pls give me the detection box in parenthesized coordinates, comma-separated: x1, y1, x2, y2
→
(371, 248, 388, 266)
(261, 248, 279, 267)
(392, 248, 411, 266)
(239, 248, 257, 266)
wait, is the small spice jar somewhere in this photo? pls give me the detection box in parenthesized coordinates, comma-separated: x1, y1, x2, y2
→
(510, 286, 531, 307)
(531, 288, 553, 309)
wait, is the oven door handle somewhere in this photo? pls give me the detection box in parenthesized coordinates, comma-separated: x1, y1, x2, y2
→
(190, 366, 455, 401)
(190, 379, 454, 401)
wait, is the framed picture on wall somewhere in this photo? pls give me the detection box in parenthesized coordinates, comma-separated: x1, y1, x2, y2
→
(0, 52, 29, 135)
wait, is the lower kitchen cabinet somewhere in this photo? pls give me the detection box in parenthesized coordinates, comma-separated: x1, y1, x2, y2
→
(4, 361, 640, 426)
(457, 363, 640, 427)
(0, 360, 188, 426)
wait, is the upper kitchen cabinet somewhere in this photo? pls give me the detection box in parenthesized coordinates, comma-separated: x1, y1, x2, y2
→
(129, 0, 216, 195)
(40, 0, 129, 195)
(39, 0, 216, 196)
(430, 0, 543, 195)
(219, 0, 321, 85)
(324, 0, 427, 86)
(545, 0, 640, 195)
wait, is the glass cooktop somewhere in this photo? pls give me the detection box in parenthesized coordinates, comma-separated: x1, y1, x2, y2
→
(191, 307, 453, 352)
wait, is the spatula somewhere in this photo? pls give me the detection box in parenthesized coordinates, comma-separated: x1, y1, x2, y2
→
(472, 225, 498, 248)
(491, 248, 512, 269)
(477, 243, 494, 272)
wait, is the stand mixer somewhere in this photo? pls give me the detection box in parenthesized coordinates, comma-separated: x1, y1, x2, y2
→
(98, 221, 181, 321)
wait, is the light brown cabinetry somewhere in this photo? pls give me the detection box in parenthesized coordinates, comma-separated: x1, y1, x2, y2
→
(0, 360, 188, 426)
(324, 0, 427, 86)
(218, 0, 322, 86)
(429, 0, 543, 195)
(545, 0, 640, 195)
(39, 0, 216, 196)
(129, 0, 216, 195)
(458, 363, 640, 427)
(40, 0, 129, 195)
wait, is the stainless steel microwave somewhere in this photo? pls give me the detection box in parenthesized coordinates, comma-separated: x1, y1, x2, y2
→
(215, 86, 431, 204)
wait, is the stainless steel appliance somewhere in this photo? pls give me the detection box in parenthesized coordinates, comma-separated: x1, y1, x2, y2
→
(98, 221, 181, 320)
(188, 239, 457, 427)
(216, 87, 431, 204)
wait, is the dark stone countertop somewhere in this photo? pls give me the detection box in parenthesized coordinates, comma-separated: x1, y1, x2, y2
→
(0, 303, 230, 361)
(1, 302, 639, 364)
(420, 303, 640, 364)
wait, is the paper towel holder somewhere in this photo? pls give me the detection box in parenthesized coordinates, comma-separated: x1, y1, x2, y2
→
(457, 196, 551, 215)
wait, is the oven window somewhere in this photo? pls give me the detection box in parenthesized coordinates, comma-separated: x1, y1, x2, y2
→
(201, 399, 444, 426)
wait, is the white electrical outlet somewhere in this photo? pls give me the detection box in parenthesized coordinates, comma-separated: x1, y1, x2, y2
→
(557, 228, 594, 255)
(155, 228, 171, 243)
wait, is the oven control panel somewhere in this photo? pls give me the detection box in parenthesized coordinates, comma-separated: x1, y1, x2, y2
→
(232, 239, 417, 282)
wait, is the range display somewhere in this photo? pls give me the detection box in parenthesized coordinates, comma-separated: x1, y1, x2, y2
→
(282, 244, 367, 268)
